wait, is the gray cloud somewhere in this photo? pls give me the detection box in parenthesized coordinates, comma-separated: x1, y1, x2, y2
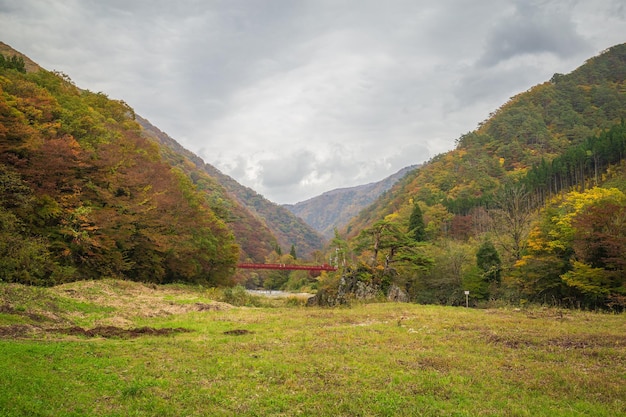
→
(0, 0, 624, 203)
(477, 0, 591, 67)
(259, 150, 316, 188)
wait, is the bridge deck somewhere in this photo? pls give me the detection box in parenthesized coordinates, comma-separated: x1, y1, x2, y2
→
(237, 263, 337, 271)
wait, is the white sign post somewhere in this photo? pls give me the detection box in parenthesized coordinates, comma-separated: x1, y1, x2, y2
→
(464, 290, 470, 308)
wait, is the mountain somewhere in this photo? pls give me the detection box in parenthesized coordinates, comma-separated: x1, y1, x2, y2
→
(198, 162, 327, 258)
(284, 165, 418, 239)
(136, 116, 326, 258)
(0, 45, 241, 285)
(0, 42, 318, 286)
(346, 43, 626, 239)
(136, 115, 277, 262)
(334, 43, 626, 309)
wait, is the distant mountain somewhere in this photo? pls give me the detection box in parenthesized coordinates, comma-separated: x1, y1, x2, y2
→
(284, 165, 418, 238)
(199, 162, 327, 258)
(137, 116, 326, 258)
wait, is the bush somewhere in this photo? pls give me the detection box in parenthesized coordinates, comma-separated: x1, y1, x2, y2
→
(221, 285, 263, 307)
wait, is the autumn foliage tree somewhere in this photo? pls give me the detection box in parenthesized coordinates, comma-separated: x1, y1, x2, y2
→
(515, 187, 626, 309)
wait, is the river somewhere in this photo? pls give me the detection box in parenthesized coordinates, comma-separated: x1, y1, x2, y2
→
(246, 289, 313, 299)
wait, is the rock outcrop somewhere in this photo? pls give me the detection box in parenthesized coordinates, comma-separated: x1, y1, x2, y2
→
(307, 270, 408, 306)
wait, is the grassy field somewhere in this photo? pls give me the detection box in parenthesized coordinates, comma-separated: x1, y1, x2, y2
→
(0, 280, 625, 417)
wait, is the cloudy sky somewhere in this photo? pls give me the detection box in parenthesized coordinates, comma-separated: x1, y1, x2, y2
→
(1, 1, 625, 204)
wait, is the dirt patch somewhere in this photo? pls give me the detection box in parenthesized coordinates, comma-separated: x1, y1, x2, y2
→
(485, 332, 535, 348)
(56, 325, 192, 339)
(0, 304, 14, 314)
(485, 331, 626, 349)
(0, 324, 192, 339)
(0, 304, 51, 322)
(223, 329, 253, 336)
(0, 324, 33, 338)
(397, 357, 450, 372)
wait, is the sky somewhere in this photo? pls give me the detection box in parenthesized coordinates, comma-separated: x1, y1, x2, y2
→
(1, 1, 625, 204)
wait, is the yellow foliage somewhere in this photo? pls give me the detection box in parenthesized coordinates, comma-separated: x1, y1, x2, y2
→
(526, 227, 549, 252)
(514, 256, 530, 267)
(526, 187, 626, 259)
(556, 187, 626, 230)
(561, 261, 611, 296)
(384, 212, 399, 222)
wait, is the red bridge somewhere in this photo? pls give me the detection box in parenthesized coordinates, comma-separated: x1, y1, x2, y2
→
(237, 263, 337, 272)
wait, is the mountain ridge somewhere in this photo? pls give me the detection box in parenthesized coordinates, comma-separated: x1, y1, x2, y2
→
(284, 165, 418, 238)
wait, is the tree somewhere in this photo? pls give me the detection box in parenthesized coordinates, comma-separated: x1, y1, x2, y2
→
(561, 261, 613, 307)
(289, 244, 297, 260)
(0, 53, 26, 73)
(354, 218, 430, 273)
(408, 202, 426, 242)
(417, 241, 472, 305)
(329, 228, 350, 268)
(476, 240, 502, 284)
(517, 187, 626, 308)
(490, 183, 533, 261)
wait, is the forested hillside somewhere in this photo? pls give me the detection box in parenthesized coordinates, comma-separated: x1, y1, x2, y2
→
(136, 116, 277, 262)
(0, 45, 242, 286)
(198, 163, 326, 259)
(338, 43, 626, 310)
(284, 165, 417, 239)
(137, 115, 325, 259)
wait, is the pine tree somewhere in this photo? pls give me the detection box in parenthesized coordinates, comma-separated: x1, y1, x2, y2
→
(408, 202, 426, 242)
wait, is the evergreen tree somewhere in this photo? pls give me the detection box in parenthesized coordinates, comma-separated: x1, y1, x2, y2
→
(476, 240, 502, 284)
(408, 202, 426, 242)
(289, 244, 297, 260)
(0, 53, 26, 73)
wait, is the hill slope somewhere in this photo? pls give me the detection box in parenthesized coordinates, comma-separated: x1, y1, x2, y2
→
(136, 116, 278, 262)
(136, 116, 326, 258)
(346, 43, 626, 238)
(0, 43, 245, 285)
(284, 165, 417, 239)
(0, 41, 42, 73)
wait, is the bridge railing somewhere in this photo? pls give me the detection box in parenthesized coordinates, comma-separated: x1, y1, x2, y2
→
(237, 263, 337, 272)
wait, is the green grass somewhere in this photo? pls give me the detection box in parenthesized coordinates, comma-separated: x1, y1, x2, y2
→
(1, 281, 625, 416)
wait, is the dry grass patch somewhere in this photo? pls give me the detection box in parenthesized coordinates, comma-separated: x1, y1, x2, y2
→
(53, 279, 232, 320)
